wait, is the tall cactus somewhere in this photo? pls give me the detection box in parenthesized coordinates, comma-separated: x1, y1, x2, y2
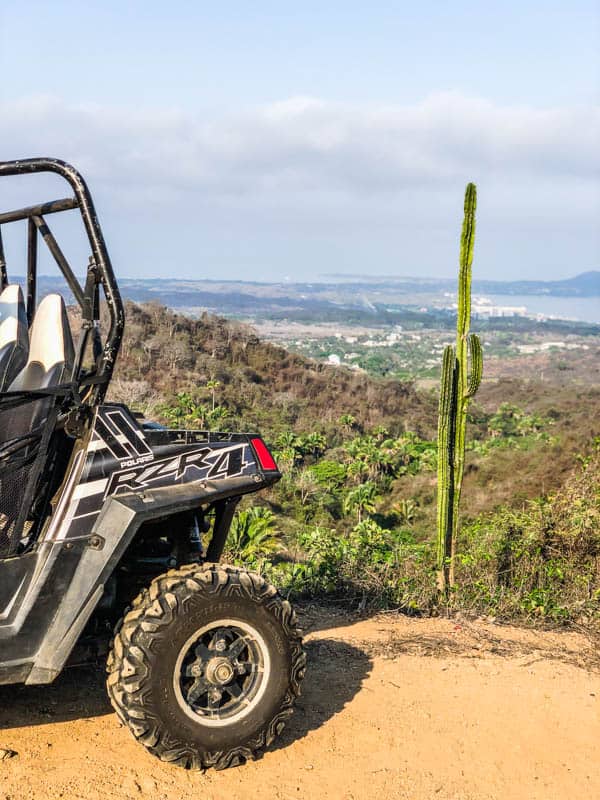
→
(436, 183, 483, 593)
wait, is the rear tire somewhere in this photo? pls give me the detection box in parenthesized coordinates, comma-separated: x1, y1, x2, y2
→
(106, 563, 306, 770)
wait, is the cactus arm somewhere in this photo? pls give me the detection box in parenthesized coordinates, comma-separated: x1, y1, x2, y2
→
(436, 346, 457, 585)
(450, 403, 467, 586)
(452, 335, 483, 560)
(466, 333, 483, 398)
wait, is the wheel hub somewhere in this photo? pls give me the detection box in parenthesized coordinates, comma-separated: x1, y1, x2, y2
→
(173, 619, 270, 727)
(206, 657, 234, 686)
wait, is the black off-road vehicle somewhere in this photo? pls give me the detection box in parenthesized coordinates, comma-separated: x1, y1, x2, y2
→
(0, 158, 305, 769)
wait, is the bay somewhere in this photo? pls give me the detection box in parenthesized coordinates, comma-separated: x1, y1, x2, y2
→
(486, 294, 600, 324)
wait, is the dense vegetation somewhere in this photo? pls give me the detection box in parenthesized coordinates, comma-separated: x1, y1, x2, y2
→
(107, 301, 600, 626)
(108, 301, 436, 436)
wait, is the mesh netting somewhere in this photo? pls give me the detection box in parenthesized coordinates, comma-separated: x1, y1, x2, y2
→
(0, 395, 53, 557)
(0, 461, 35, 555)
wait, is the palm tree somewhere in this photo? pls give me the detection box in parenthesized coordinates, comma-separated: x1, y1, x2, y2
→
(206, 379, 221, 412)
(301, 432, 327, 459)
(363, 443, 394, 480)
(273, 446, 297, 474)
(338, 413, 358, 435)
(343, 481, 380, 523)
(161, 391, 195, 425)
(372, 425, 389, 441)
(161, 392, 208, 429)
(275, 431, 305, 466)
(345, 436, 393, 481)
(393, 498, 418, 526)
(275, 431, 301, 452)
(206, 404, 229, 430)
(228, 507, 280, 563)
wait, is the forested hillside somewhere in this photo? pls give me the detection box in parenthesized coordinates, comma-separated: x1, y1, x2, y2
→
(106, 302, 600, 624)
(108, 301, 437, 437)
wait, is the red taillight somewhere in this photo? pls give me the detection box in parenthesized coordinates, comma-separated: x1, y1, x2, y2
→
(251, 437, 278, 471)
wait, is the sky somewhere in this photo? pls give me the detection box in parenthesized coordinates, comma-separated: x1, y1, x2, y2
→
(0, 0, 598, 282)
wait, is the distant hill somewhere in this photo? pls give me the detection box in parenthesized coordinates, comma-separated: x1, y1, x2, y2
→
(475, 271, 600, 297)
(325, 271, 600, 297)
(32, 270, 600, 304)
(17, 270, 600, 335)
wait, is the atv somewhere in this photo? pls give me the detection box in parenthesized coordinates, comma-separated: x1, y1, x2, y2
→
(0, 158, 305, 770)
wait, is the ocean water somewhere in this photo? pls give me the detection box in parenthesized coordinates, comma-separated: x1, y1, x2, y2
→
(486, 295, 600, 325)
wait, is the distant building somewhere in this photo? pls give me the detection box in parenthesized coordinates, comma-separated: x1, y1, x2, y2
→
(517, 345, 539, 354)
(517, 341, 586, 355)
(473, 304, 527, 318)
(469, 296, 527, 318)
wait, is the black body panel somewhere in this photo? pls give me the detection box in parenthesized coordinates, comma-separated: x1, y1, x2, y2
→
(0, 404, 280, 685)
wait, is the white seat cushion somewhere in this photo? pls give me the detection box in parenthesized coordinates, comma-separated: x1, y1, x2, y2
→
(0, 284, 29, 391)
(9, 293, 74, 392)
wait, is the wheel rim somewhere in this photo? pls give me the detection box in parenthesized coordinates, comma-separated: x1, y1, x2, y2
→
(173, 619, 271, 728)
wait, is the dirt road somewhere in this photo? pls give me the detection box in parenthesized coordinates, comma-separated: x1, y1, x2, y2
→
(1, 608, 599, 800)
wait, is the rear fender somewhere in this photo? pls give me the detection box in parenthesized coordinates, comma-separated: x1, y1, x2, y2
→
(26, 475, 255, 684)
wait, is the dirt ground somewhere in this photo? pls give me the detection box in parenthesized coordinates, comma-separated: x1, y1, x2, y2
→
(1, 608, 599, 800)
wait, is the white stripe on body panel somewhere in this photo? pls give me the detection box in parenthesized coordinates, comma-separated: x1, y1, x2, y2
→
(71, 478, 108, 500)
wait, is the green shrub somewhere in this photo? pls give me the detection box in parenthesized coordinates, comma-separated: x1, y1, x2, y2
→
(225, 506, 280, 568)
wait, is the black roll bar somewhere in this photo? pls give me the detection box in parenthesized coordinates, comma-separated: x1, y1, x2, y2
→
(0, 158, 125, 403)
(0, 197, 78, 225)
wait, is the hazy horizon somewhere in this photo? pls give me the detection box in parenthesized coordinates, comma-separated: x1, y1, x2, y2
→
(13, 268, 598, 287)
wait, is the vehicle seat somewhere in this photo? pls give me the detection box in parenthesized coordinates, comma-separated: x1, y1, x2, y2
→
(9, 293, 75, 393)
(0, 294, 74, 555)
(0, 284, 29, 391)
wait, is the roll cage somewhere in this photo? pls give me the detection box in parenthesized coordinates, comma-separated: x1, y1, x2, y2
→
(0, 158, 125, 557)
(0, 157, 124, 407)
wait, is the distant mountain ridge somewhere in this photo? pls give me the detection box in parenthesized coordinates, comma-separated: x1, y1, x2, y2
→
(323, 271, 600, 297)
(24, 270, 600, 300)
(475, 270, 600, 297)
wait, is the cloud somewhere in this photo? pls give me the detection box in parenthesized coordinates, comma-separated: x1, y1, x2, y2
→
(1, 93, 597, 280)
(1, 93, 598, 199)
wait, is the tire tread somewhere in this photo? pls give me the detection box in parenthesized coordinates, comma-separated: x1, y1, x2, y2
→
(106, 563, 306, 770)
